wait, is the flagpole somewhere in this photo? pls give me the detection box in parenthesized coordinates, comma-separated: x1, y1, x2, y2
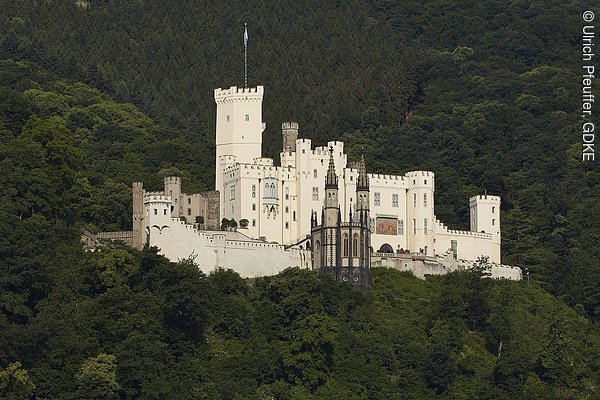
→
(244, 23, 248, 89)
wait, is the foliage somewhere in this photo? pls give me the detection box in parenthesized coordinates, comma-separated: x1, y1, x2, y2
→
(0, 362, 35, 399)
(0, 0, 598, 398)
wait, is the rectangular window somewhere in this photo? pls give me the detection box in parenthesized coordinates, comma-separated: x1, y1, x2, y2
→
(188, 208, 191, 216)
(413, 218, 416, 234)
(424, 193, 427, 207)
(313, 169, 318, 179)
(392, 193, 398, 207)
(154, 209, 157, 215)
(163, 209, 167, 215)
(492, 219, 495, 226)
(230, 186, 235, 200)
(252, 203, 256, 211)
(285, 222, 289, 229)
(424, 218, 428, 234)
(398, 219, 404, 235)
(374, 192, 380, 206)
(188, 198, 191, 204)
(492, 206, 495, 213)
(312, 187, 319, 201)
(285, 206, 289, 213)
(252, 219, 256, 227)
(252, 184, 256, 198)
(245, 114, 250, 121)
(413, 193, 417, 207)
(285, 187, 289, 200)
(226, 115, 230, 122)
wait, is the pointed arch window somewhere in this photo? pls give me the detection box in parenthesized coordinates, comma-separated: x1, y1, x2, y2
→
(353, 234, 358, 256)
(343, 234, 349, 257)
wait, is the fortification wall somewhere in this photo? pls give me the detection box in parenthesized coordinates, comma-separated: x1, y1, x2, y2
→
(372, 253, 521, 280)
(434, 219, 499, 263)
(147, 218, 310, 278)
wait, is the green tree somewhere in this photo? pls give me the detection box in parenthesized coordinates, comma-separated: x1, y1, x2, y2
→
(0, 362, 35, 400)
(73, 354, 120, 400)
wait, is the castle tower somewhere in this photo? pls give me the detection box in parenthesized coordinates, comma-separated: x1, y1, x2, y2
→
(132, 182, 144, 250)
(355, 155, 371, 272)
(324, 146, 339, 227)
(282, 122, 298, 153)
(144, 194, 173, 234)
(470, 194, 501, 263)
(164, 176, 182, 217)
(320, 147, 341, 275)
(406, 171, 435, 255)
(214, 86, 265, 195)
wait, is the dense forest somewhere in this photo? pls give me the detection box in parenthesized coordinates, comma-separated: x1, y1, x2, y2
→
(0, 0, 599, 398)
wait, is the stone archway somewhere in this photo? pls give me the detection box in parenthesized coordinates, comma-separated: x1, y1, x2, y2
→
(378, 243, 394, 253)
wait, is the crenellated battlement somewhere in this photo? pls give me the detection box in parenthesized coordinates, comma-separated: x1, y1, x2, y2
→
(368, 173, 403, 181)
(282, 121, 299, 130)
(164, 176, 181, 185)
(214, 86, 264, 104)
(144, 194, 171, 203)
(405, 171, 434, 177)
(470, 194, 501, 204)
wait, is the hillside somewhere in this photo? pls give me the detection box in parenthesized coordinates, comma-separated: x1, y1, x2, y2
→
(2, 236, 599, 399)
(0, 0, 599, 397)
(1, 0, 598, 314)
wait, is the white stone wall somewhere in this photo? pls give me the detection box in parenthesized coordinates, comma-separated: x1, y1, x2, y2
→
(372, 254, 521, 280)
(145, 196, 310, 278)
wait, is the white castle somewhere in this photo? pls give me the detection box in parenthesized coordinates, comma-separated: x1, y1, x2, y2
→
(91, 84, 520, 281)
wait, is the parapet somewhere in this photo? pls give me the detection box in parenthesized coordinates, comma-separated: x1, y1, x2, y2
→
(163, 176, 181, 185)
(214, 86, 264, 104)
(282, 121, 299, 130)
(469, 194, 501, 205)
(144, 194, 172, 203)
(405, 170, 435, 178)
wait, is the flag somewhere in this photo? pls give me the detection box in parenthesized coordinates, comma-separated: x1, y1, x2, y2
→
(244, 24, 248, 46)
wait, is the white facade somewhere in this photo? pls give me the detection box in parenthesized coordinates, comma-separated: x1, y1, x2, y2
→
(215, 85, 503, 265)
(143, 193, 310, 278)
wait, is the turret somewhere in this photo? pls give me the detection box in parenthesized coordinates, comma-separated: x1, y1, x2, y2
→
(405, 171, 435, 256)
(355, 155, 371, 272)
(132, 182, 144, 249)
(282, 122, 298, 153)
(355, 154, 370, 214)
(470, 194, 501, 263)
(164, 176, 182, 217)
(324, 146, 339, 227)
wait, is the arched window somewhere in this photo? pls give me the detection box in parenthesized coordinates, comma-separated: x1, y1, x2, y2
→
(343, 234, 349, 257)
(353, 234, 358, 256)
(379, 243, 394, 253)
(315, 241, 320, 255)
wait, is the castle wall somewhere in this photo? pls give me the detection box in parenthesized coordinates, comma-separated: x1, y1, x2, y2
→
(433, 219, 500, 264)
(372, 253, 521, 280)
(145, 199, 310, 277)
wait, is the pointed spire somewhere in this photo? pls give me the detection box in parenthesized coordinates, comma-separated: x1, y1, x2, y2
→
(357, 153, 369, 190)
(326, 146, 338, 189)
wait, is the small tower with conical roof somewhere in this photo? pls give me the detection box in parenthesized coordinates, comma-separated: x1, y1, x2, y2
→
(324, 146, 339, 228)
(356, 155, 371, 281)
